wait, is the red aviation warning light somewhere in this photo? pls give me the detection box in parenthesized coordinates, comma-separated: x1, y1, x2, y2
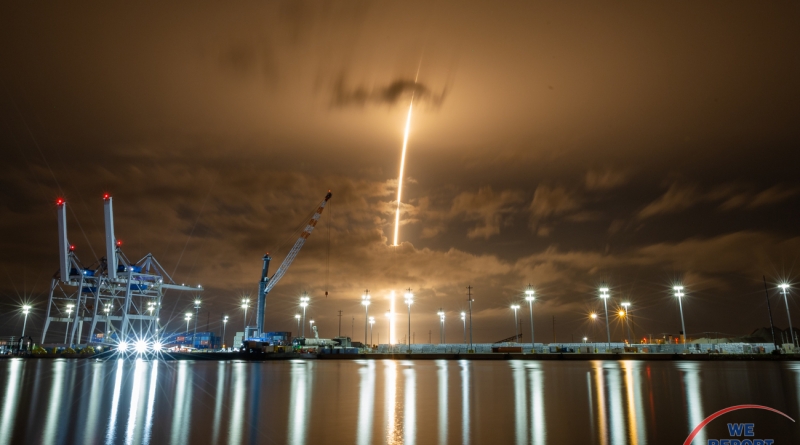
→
(56, 198, 64, 205)
(103, 193, 110, 200)
(69, 245, 75, 251)
(116, 240, 122, 247)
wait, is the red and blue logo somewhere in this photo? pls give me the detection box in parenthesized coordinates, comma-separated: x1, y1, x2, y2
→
(683, 405, 795, 445)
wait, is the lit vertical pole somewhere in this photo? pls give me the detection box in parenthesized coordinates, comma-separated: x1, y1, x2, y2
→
(104, 305, 112, 342)
(65, 304, 74, 344)
(525, 285, 535, 351)
(467, 286, 474, 352)
(621, 302, 632, 344)
(780, 284, 795, 347)
(437, 309, 445, 344)
(295, 314, 301, 338)
(185, 313, 192, 336)
(674, 286, 687, 351)
(404, 289, 413, 353)
(362, 290, 371, 348)
(241, 298, 250, 339)
(193, 299, 201, 340)
(600, 286, 611, 350)
(511, 304, 520, 342)
(222, 315, 229, 349)
(21, 305, 31, 338)
(460, 312, 466, 344)
(300, 293, 309, 338)
(369, 316, 375, 346)
(590, 313, 598, 351)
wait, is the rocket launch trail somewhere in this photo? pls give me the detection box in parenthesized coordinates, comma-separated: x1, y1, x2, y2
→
(393, 101, 413, 246)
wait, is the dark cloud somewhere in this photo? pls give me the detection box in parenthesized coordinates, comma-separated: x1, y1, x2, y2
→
(331, 76, 448, 108)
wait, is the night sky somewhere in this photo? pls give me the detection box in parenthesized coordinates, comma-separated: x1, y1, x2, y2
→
(1, 2, 798, 344)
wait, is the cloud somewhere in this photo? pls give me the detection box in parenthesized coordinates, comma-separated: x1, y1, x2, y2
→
(585, 168, 628, 190)
(637, 183, 699, 220)
(528, 185, 582, 235)
(720, 185, 798, 210)
(449, 186, 525, 239)
(331, 76, 448, 108)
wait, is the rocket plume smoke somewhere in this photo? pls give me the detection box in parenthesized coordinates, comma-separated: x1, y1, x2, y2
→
(393, 102, 413, 246)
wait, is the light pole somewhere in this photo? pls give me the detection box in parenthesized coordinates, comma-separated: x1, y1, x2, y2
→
(193, 299, 201, 337)
(295, 314, 301, 337)
(461, 312, 466, 344)
(511, 304, 520, 342)
(590, 312, 598, 351)
(241, 298, 250, 340)
(404, 289, 413, 353)
(185, 313, 192, 334)
(104, 305, 112, 342)
(600, 286, 611, 351)
(300, 293, 309, 337)
(780, 284, 795, 347)
(147, 302, 155, 337)
(525, 285, 535, 351)
(467, 286, 474, 352)
(437, 309, 446, 344)
(362, 290, 371, 348)
(222, 315, 229, 349)
(674, 286, 687, 351)
(309, 319, 315, 336)
(21, 305, 31, 338)
(369, 316, 375, 346)
(621, 302, 632, 344)
(65, 304, 74, 344)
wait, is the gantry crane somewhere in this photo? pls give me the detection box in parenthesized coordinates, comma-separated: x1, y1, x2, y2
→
(254, 191, 332, 337)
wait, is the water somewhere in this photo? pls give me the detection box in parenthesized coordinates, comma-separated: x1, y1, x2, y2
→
(1, 358, 799, 444)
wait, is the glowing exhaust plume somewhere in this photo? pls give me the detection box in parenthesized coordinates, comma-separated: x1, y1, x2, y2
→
(393, 102, 414, 246)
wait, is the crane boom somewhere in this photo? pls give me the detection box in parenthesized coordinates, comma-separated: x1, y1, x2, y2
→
(255, 191, 332, 336)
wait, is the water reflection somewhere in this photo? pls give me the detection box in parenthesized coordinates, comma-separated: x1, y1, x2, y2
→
(402, 361, 416, 445)
(677, 362, 705, 444)
(357, 360, 375, 445)
(288, 360, 312, 445)
(1, 358, 798, 444)
(460, 360, 470, 445)
(437, 360, 448, 445)
(527, 362, 546, 445)
(0, 359, 22, 444)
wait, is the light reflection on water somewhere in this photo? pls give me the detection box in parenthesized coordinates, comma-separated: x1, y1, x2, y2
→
(0, 359, 798, 444)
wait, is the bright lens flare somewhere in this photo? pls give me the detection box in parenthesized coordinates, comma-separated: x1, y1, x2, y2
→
(393, 102, 414, 246)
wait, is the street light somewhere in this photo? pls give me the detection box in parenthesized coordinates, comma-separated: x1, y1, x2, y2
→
(583, 336, 588, 343)
(185, 313, 192, 335)
(780, 284, 795, 347)
(600, 286, 611, 351)
(590, 313, 598, 352)
(295, 314, 301, 337)
(510, 304, 520, 343)
(467, 286, 474, 352)
(148, 302, 156, 337)
(309, 319, 315, 335)
(525, 285, 535, 350)
(104, 304, 112, 342)
(404, 289, 413, 353)
(193, 298, 201, 337)
(65, 304, 75, 344)
(437, 309, 445, 344)
(460, 312, 466, 344)
(362, 290, 371, 348)
(241, 297, 250, 339)
(621, 302, 632, 344)
(222, 315, 229, 349)
(674, 286, 687, 351)
(300, 293, 310, 337)
(21, 305, 31, 338)
(369, 316, 375, 346)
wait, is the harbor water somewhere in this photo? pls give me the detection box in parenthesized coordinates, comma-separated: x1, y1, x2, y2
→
(0, 358, 799, 444)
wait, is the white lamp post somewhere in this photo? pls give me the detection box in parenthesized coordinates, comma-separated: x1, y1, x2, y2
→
(600, 286, 611, 350)
(437, 309, 445, 344)
(222, 315, 229, 349)
(621, 302, 632, 344)
(525, 285, 535, 350)
(369, 316, 375, 346)
(404, 289, 413, 353)
(780, 284, 795, 347)
(511, 304, 520, 342)
(294, 314, 301, 337)
(362, 290, 371, 348)
(241, 298, 250, 339)
(193, 299, 201, 337)
(21, 305, 31, 338)
(65, 304, 74, 344)
(300, 293, 309, 337)
(460, 312, 466, 344)
(674, 286, 687, 351)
